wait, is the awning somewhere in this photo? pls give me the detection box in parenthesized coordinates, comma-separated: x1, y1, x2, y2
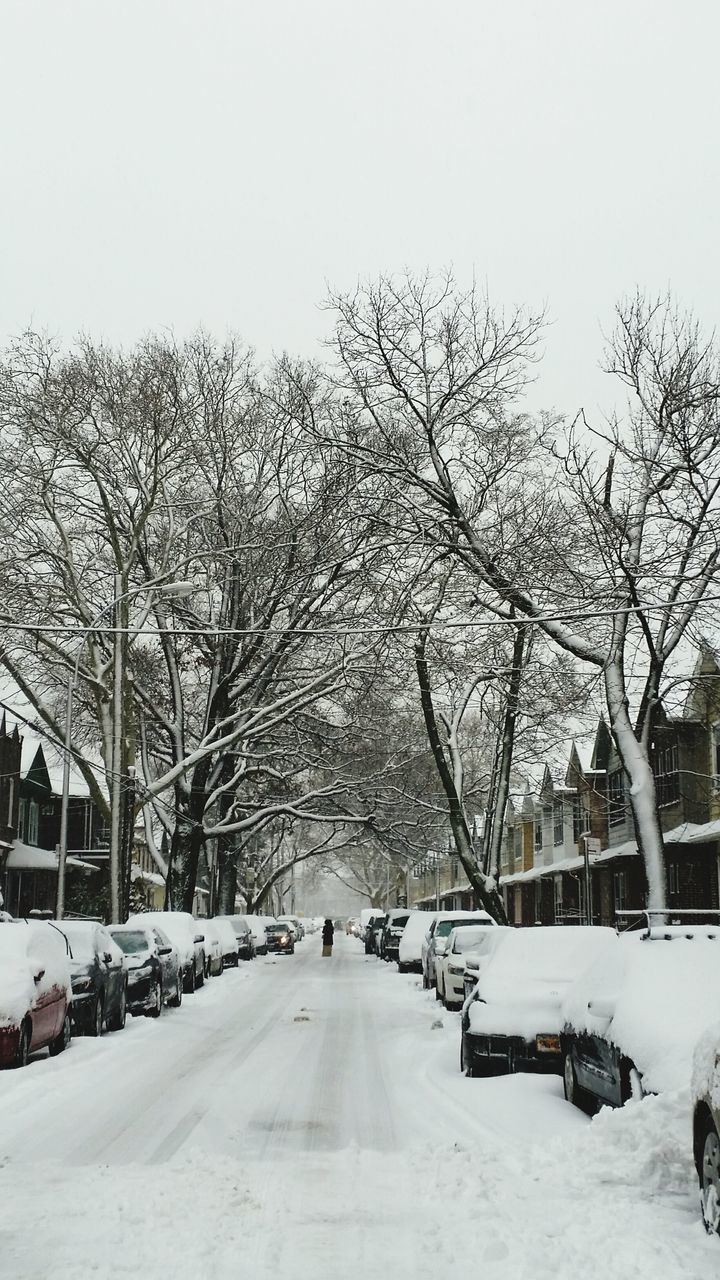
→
(501, 853, 592, 887)
(593, 819, 720, 864)
(6, 841, 99, 873)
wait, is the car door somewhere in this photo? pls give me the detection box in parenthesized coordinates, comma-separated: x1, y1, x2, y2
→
(26, 936, 54, 1048)
(98, 927, 123, 1013)
(153, 928, 174, 989)
(573, 1030, 620, 1105)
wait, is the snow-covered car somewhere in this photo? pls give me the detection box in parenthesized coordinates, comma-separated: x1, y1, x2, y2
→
(381, 909, 410, 962)
(461, 926, 614, 1078)
(562, 927, 720, 1112)
(220, 915, 255, 960)
(0, 922, 72, 1066)
(692, 1022, 720, 1236)
(205, 916, 241, 968)
(201, 920, 224, 977)
(129, 911, 205, 992)
(247, 915, 275, 956)
(423, 911, 496, 989)
(436, 924, 503, 1009)
(109, 923, 183, 1015)
(398, 910, 436, 973)
(462, 927, 513, 1003)
(52, 919, 128, 1037)
(369, 914, 387, 956)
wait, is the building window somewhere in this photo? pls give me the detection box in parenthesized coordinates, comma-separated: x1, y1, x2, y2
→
(27, 800, 39, 846)
(668, 863, 680, 896)
(554, 875, 563, 917)
(534, 817, 542, 853)
(608, 769, 626, 827)
(713, 724, 720, 780)
(553, 799, 564, 846)
(572, 794, 586, 843)
(17, 798, 27, 842)
(613, 870, 627, 912)
(513, 824, 522, 863)
(652, 740, 679, 807)
(7, 777, 14, 826)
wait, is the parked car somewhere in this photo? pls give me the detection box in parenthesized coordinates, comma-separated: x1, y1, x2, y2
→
(562, 926, 720, 1113)
(370, 914, 388, 956)
(423, 911, 496, 989)
(265, 922, 294, 954)
(109, 923, 183, 1015)
(461, 926, 613, 1078)
(201, 920, 224, 977)
(220, 915, 255, 960)
(206, 916, 241, 967)
(53, 919, 128, 1037)
(380, 910, 410, 962)
(462, 927, 513, 1004)
(436, 924, 502, 1009)
(247, 915, 275, 956)
(276, 918, 298, 945)
(129, 910, 205, 993)
(0, 922, 72, 1066)
(692, 1021, 720, 1236)
(398, 911, 436, 973)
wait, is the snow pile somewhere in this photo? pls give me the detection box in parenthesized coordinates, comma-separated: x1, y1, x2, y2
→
(563, 931, 720, 1093)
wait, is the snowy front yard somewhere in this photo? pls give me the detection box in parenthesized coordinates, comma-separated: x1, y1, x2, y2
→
(0, 937, 716, 1278)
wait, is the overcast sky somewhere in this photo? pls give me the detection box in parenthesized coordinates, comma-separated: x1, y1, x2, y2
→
(0, 1, 717, 425)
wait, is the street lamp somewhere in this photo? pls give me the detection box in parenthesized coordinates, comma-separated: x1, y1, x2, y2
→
(55, 576, 194, 921)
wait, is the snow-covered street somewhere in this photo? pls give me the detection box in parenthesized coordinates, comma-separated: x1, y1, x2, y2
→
(0, 933, 716, 1278)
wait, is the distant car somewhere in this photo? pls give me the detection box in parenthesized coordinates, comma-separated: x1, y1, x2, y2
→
(129, 911, 205, 993)
(0, 922, 72, 1066)
(562, 926, 720, 1113)
(265, 922, 294, 954)
(424, 912, 496, 990)
(381, 910, 410, 962)
(461, 926, 614, 1078)
(436, 925, 501, 1009)
(109, 923, 183, 1016)
(53, 920, 128, 1037)
(201, 920, 224, 977)
(693, 1022, 720, 1236)
(370, 914, 388, 956)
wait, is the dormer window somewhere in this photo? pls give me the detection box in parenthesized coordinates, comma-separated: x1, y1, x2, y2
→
(608, 769, 626, 827)
(553, 799, 564, 846)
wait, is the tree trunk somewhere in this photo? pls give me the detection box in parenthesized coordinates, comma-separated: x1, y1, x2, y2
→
(415, 635, 508, 924)
(486, 623, 526, 882)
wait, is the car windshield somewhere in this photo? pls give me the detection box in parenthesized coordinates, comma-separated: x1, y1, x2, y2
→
(60, 924, 96, 961)
(436, 918, 486, 939)
(111, 930, 150, 956)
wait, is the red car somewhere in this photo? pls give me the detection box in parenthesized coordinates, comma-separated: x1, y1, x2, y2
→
(0, 922, 72, 1067)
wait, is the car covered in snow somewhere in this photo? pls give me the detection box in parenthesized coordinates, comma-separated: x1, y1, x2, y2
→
(562, 926, 720, 1112)
(52, 919, 128, 1037)
(461, 925, 614, 1078)
(129, 910, 206, 992)
(247, 915, 275, 956)
(219, 914, 255, 960)
(462, 927, 513, 1003)
(692, 1021, 720, 1236)
(398, 910, 436, 973)
(436, 924, 504, 1009)
(201, 920, 224, 977)
(204, 916, 241, 967)
(0, 922, 73, 1066)
(109, 923, 183, 1016)
(423, 911, 495, 989)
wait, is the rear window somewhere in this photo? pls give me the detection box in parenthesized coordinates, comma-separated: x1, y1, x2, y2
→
(391, 915, 410, 928)
(437, 918, 489, 939)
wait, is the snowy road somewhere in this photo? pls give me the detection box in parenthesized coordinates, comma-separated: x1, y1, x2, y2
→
(0, 932, 717, 1278)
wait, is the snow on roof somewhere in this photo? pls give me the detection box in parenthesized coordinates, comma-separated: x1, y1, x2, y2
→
(594, 819, 720, 863)
(7, 840, 100, 874)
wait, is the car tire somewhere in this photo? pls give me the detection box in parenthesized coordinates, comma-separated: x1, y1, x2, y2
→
(435, 981, 443, 1002)
(109, 985, 127, 1032)
(196, 964, 204, 989)
(620, 1058, 643, 1105)
(422, 969, 429, 990)
(563, 1052, 595, 1115)
(14, 1021, 30, 1068)
(460, 1037, 477, 1079)
(169, 974, 183, 1007)
(148, 981, 162, 1018)
(48, 1012, 71, 1057)
(184, 964, 196, 994)
(89, 994, 104, 1038)
(699, 1113, 720, 1235)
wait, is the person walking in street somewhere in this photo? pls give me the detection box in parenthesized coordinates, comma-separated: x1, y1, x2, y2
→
(322, 918, 334, 957)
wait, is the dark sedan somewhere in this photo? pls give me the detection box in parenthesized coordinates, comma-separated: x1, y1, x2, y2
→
(53, 920, 128, 1037)
(109, 924, 183, 1016)
(265, 923, 294, 954)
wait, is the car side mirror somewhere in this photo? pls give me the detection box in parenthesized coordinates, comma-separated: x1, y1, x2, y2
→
(194, 934, 205, 944)
(103, 951, 113, 963)
(158, 945, 172, 956)
(34, 968, 45, 983)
